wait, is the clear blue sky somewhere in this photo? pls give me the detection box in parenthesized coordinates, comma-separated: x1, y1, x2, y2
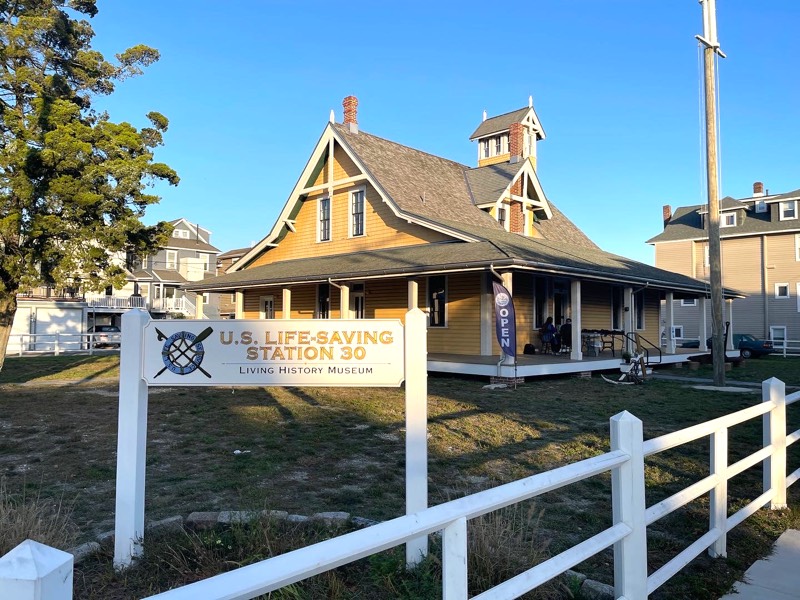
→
(89, 1, 799, 265)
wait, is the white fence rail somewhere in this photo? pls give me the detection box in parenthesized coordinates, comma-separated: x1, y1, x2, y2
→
(86, 294, 148, 309)
(774, 339, 800, 357)
(2, 379, 798, 600)
(150, 296, 195, 315)
(8, 332, 121, 356)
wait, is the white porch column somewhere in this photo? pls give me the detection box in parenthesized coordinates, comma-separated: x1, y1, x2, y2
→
(570, 279, 582, 360)
(699, 296, 708, 351)
(407, 279, 418, 310)
(624, 287, 634, 353)
(194, 293, 204, 320)
(339, 284, 350, 319)
(282, 288, 291, 319)
(726, 298, 734, 350)
(665, 292, 676, 354)
(501, 272, 514, 365)
(235, 291, 244, 319)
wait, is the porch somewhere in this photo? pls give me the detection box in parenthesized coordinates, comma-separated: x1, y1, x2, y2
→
(428, 347, 704, 378)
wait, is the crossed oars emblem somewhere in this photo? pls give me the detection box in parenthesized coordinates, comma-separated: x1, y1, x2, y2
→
(153, 326, 214, 379)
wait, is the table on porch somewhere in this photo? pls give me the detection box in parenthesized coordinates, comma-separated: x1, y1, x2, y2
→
(581, 329, 625, 356)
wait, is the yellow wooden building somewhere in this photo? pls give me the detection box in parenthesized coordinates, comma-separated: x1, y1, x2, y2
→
(188, 97, 738, 376)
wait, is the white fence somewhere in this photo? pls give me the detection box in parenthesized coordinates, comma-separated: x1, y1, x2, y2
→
(2, 379, 798, 600)
(150, 296, 195, 315)
(86, 294, 148, 309)
(8, 332, 121, 356)
(775, 339, 800, 357)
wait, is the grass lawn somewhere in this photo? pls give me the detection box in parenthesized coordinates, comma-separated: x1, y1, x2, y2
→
(1, 355, 798, 599)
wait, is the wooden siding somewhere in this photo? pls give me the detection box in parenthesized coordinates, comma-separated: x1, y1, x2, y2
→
(428, 273, 482, 355)
(580, 281, 614, 330)
(764, 233, 800, 339)
(654, 240, 694, 278)
(478, 153, 511, 168)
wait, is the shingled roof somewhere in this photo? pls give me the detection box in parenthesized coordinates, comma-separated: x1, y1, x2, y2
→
(464, 162, 521, 206)
(469, 107, 530, 140)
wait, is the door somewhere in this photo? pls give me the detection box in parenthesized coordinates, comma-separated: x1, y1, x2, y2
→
(350, 284, 365, 319)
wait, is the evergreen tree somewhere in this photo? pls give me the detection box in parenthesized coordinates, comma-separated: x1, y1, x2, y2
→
(0, 0, 178, 369)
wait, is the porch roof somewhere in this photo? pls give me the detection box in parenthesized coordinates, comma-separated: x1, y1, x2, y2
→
(185, 225, 743, 298)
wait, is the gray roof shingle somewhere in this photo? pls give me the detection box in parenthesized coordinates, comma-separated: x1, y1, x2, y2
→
(469, 107, 530, 140)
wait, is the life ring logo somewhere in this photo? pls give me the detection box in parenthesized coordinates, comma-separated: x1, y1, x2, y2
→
(154, 326, 213, 379)
(495, 292, 511, 308)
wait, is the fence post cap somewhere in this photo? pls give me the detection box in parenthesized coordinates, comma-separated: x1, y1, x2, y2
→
(0, 539, 73, 579)
(610, 410, 640, 424)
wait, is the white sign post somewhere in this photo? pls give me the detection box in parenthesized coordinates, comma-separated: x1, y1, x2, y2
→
(113, 308, 428, 569)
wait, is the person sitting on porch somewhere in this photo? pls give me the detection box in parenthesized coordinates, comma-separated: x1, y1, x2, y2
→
(559, 319, 573, 353)
(540, 317, 557, 353)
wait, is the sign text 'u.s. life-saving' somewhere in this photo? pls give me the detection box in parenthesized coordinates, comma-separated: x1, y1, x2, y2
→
(141, 319, 405, 387)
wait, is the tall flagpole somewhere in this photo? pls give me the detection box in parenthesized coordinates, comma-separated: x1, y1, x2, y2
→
(696, 0, 726, 386)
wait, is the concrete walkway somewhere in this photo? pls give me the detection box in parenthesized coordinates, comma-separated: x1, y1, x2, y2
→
(719, 529, 800, 599)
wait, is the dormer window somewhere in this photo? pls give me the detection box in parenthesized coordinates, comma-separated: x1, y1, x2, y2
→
(721, 213, 736, 227)
(173, 229, 190, 239)
(318, 197, 331, 242)
(497, 206, 507, 228)
(481, 139, 489, 158)
(780, 200, 797, 220)
(755, 200, 767, 213)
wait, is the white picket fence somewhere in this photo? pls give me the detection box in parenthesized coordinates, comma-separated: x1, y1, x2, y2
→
(2, 379, 798, 600)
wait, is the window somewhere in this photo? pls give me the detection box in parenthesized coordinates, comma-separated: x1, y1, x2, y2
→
(634, 290, 645, 330)
(317, 284, 330, 319)
(681, 298, 697, 306)
(611, 288, 623, 330)
(428, 275, 446, 327)
(780, 200, 797, 220)
(481, 139, 489, 158)
(775, 283, 790, 299)
(318, 197, 331, 242)
(351, 283, 365, 319)
(494, 136, 502, 155)
(350, 189, 365, 237)
(165, 250, 177, 270)
(721, 213, 736, 227)
(755, 200, 767, 213)
(172, 229, 190, 239)
(497, 206, 507, 228)
(770, 326, 787, 349)
(260, 296, 275, 319)
(197, 252, 209, 271)
(671, 325, 684, 339)
(704, 245, 710, 267)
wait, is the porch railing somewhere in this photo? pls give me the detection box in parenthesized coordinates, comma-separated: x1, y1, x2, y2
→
(151, 296, 195, 315)
(7, 333, 121, 356)
(85, 294, 148, 309)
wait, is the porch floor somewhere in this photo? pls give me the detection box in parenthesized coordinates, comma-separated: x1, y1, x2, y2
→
(428, 347, 707, 379)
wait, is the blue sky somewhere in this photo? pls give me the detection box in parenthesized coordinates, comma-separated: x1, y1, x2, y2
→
(89, 1, 799, 265)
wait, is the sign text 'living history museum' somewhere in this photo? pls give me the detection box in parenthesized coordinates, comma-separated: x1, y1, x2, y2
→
(141, 319, 405, 387)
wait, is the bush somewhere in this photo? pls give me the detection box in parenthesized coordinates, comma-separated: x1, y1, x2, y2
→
(0, 478, 77, 556)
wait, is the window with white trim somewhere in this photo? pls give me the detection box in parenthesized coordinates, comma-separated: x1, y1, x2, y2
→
(318, 197, 331, 242)
(481, 139, 489, 158)
(775, 283, 790, 299)
(755, 200, 767, 213)
(721, 213, 736, 227)
(634, 290, 645, 330)
(428, 275, 447, 327)
(197, 252, 209, 271)
(172, 229, 190, 238)
(317, 284, 330, 319)
(681, 298, 697, 306)
(259, 295, 275, 319)
(770, 325, 787, 348)
(497, 206, 507, 229)
(165, 250, 177, 270)
(671, 325, 684, 339)
(779, 200, 797, 220)
(350, 189, 365, 237)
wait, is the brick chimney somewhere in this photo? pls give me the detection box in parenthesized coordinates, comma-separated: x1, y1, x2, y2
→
(753, 181, 764, 197)
(343, 95, 358, 133)
(509, 122, 524, 163)
(662, 204, 672, 228)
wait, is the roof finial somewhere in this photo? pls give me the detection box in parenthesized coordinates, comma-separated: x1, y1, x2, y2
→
(329, 109, 335, 123)
(482, 109, 487, 122)
(528, 95, 533, 108)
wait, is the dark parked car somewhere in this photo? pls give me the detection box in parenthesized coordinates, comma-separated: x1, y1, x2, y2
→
(87, 325, 121, 349)
(680, 333, 774, 358)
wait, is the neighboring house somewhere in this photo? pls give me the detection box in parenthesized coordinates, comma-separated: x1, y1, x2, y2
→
(187, 96, 732, 374)
(648, 183, 800, 348)
(9, 218, 221, 353)
(215, 247, 249, 318)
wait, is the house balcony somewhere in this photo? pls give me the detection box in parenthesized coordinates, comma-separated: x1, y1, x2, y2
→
(86, 294, 148, 309)
(151, 296, 195, 316)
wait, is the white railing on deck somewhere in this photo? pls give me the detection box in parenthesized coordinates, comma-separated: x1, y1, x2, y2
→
(2, 379, 797, 600)
(8, 332, 121, 356)
(151, 296, 195, 315)
(86, 294, 147, 309)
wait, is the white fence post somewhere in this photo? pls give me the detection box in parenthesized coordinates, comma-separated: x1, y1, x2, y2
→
(709, 427, 728, 557)
(114, 309, 151, 569)
(0, 540, 73, 600)
(54, 333, 59, 356)
(610, 410, 648, 599)
(443, 517, 468, 600)
(763, 377, 787, 509)
(18, 335, 24, 357)
(405, 307, 428, 566)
